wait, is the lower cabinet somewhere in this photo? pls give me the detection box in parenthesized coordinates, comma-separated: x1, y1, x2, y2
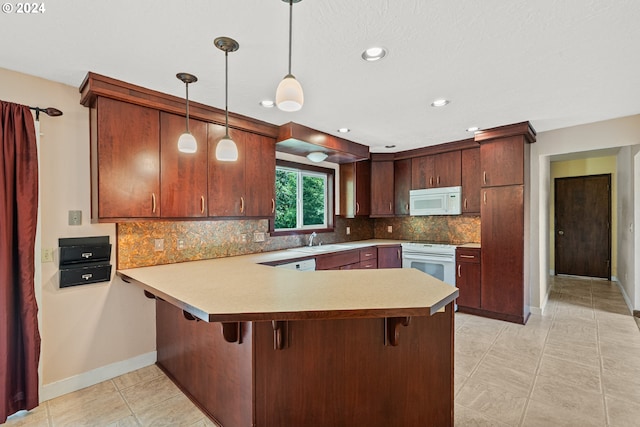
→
(315, 247, 380, 270)
(455, 247, 481, 309)
(377, 245, 402, 268)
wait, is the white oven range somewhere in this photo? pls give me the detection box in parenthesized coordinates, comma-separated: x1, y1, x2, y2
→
(401, 242, 457, 287)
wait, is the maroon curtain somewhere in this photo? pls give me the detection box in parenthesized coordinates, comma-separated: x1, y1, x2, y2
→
(0, 100, 41, 423)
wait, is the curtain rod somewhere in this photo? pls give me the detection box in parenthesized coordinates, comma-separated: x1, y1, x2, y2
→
(28, 106, 63, 121)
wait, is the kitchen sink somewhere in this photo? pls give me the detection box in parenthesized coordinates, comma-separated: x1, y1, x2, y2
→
(288, 244, 353, 254)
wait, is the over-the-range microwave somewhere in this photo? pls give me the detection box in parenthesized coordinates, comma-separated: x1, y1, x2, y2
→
(409, 186, 462, 216)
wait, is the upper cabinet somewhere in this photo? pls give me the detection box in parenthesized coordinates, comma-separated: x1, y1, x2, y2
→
(370, 159, 394, 217)
(461, 148, 481, 214)
(92, 97, 160, 220)
(479, 136, 525, 187)
(160, 112, 209, 218)
(340, 160, 371, 217)
(411, 151, 461, 189)
(394, 158, 411, 216)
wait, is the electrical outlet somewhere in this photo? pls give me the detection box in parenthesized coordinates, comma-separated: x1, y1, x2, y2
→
(177, 239, 186, 250)
(154, 239, 164, 251)
(253, 231, 266, 242)
(346, 226, 351, 235)
(42, 248, 54, 263)
(240, 234, 248, 244)
(68, 210, 82, 226)
(387, 225, 393, 233)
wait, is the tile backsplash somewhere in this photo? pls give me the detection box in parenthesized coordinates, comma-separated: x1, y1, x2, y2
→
(373, 215, 481, 244)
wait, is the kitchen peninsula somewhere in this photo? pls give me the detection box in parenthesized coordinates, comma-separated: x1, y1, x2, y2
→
(117, 242, 458, 427)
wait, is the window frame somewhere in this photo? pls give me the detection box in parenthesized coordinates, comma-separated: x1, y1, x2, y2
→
(271, 159, 335, 236)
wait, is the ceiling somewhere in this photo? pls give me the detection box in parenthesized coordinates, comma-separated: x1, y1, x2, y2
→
(2, 0, 639, 153)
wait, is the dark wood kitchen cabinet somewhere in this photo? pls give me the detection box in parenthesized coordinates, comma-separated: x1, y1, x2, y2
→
(479, 135, 524, 187)
(370, 159, 394, 217)
(394, 159, 411, 216)
(92, 97, 160, 220)
(461, 148, 481, 214)
(455, 247, 481, 309)
(340, 161, 371, 217)
(160, 112, 209, 218)
(377, 245, 402, 268)
(208, 126, 276, 217)
(411, 151, 461, 189)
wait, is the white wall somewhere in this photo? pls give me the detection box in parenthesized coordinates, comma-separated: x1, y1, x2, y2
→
(0, 68, 156, 401)
(531, 115, 640, 313)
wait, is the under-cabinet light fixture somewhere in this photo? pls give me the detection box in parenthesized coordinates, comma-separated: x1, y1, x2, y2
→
(307, 152, 328, 163)
(275, 0, 304, 112)
(214, 37, 240, 161)
(176, 73, 198, 153)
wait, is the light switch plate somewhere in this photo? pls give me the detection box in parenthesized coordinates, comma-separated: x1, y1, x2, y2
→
(346, 227, 351, 235)
(253, 232, 266, 242)
(387, 225, 393, 233)
(68, 210, 82, 226)
(154, 239, 164, 251)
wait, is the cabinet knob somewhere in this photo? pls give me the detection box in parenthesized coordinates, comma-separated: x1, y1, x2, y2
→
(558, 230, 564, 235)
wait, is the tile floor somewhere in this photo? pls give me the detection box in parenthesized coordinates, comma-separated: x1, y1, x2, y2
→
(4, 276, 640, 426)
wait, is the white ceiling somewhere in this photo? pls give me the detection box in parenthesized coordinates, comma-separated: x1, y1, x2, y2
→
(2, 0, 639, 152)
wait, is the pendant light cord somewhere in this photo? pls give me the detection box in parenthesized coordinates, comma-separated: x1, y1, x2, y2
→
(225, 50, 230, 137)
(185, 82, 190, 133)
(288, 0, 293, 76)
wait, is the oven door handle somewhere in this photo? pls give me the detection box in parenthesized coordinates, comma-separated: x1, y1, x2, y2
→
(402, 253, 455, 262)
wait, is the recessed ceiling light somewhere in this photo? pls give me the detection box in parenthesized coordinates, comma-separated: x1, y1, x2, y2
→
(430, 99, 450, 107)
(259, 100, 275, 108)
(337, 128, 350, 133)
(385, 145, 396, 149)
(466, 126, 480, 132)
(361, 46, 387, 61)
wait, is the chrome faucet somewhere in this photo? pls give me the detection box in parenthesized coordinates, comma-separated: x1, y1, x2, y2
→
(308, 232, 317, 247)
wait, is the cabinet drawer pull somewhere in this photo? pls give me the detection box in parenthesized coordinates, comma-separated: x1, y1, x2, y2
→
(81, 252, 93, 259)
(429, 176, 433, 187)
(389, 202, 392, 212)
(240, 196, 245, 214)
(364, 253, 373, 257)
(271, 198, 275, 214)
(483, 191, 487, 205)
(356, 202, 360, 214)
(437, 175, 440, 185)
(460, 255, 475, 259)
(201, 196, 205, 214)
(464, 198, 467, 209)
(397, 249, 401, 260)
(82, 273, 93, 280)
(483, 171, 487, 185)
(457, 265, 461, 278)
(152, 193, 157, 214)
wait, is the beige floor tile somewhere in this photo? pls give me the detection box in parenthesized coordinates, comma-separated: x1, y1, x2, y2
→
(456, 322, 504, 344)
(455, 352, 484, 377)
(537, 354, 601, 393)
(189, 418, 219, 427)
(606, 395, 640, 427)
(521, 399, 604, 427)
(456, 377, 528, 426)
(470, 352, 537, 395)
(47, 380, 118, 413)
(542, 339, 600, 368)
(454, 373, 468, 397)
(113, 364, 163, 390)
(105, 415, 140, 427)
(601, 368, 640, 403)
(529, 375, 606, 424)
(3, 406, 50, 427)
(120, 375, 182, 413)
(491, 333, 544, 360)
(454, 403, 511, 427)
(49, 389, 132, 426)
(135, 394, 204, 427)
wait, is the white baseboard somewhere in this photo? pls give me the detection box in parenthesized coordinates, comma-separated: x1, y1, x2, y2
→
(40, 351, 157, 402)
(613, 277, 634, 315)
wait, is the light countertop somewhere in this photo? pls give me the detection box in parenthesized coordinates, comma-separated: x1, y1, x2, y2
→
(117, 239, 458, 322)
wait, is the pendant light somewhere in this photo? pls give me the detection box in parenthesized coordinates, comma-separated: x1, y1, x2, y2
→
(176, 73, 198, 153)
(275, 0, 304, 112)
(214, 37, 240, 161)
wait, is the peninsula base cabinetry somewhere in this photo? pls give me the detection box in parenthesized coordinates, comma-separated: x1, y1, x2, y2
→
(155, 298, 454, 427)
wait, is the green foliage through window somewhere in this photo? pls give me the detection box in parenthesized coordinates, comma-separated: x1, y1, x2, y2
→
(275, 166, 327, 230)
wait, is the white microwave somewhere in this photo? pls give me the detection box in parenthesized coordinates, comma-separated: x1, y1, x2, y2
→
(409, 186, 462, 216)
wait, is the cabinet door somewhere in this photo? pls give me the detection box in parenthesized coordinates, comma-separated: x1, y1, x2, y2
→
(480, 136, 524, 187)
(208, 125, 246, 216)
(394, 159, 411, 215)
(456, 248, 481, 308)
(355, 161, 371, 216)
(480, 186, 524, 316)
(377, 246, 402, 268)
(411, 155, 435, 189)
(370, 161, 394, 217)
(434, 151, 461, 187)
(340, 161, 371, 217)
(95, 97, 160, 219)
(245, 133, 276, 217)
(160, 112, 208, 218)
(461, 148, 481, 214)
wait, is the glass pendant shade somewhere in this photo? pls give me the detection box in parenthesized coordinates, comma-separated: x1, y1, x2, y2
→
(276, 74, 304, 112)
(306, 151, 328, 163)
(216, 135, 238, 161)
(178, 132, 197, 153)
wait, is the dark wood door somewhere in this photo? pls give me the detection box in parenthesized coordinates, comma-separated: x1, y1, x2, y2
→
(461, 148, 481, 214)
(370, 161, 394, 216)
(411, 155, 435, 189)
(394, 159, 411, 215)
(434, 150, 462, 187)
(377, 246, 402, 268)
(160, 112, 209, 218)
(355, 161, 371, 216)
(208, 125, 246, 216)
(481, 185, 524, 318)
(480, 136, 524, 187)
(96, 97, 160, 218)
(554, 174, 611, 279)
(245, 133, 276, 217)
(456, 248, 481, 309)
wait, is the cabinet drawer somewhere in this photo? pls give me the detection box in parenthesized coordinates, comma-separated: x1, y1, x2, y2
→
(356, 260, 378, 269)
(315, 250, 360, 270)
(359, 247, 377, 262)
(456, 247, 481, 263)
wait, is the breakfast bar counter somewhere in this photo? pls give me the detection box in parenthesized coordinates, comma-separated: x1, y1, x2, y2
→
(117, 241, 458, 427)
